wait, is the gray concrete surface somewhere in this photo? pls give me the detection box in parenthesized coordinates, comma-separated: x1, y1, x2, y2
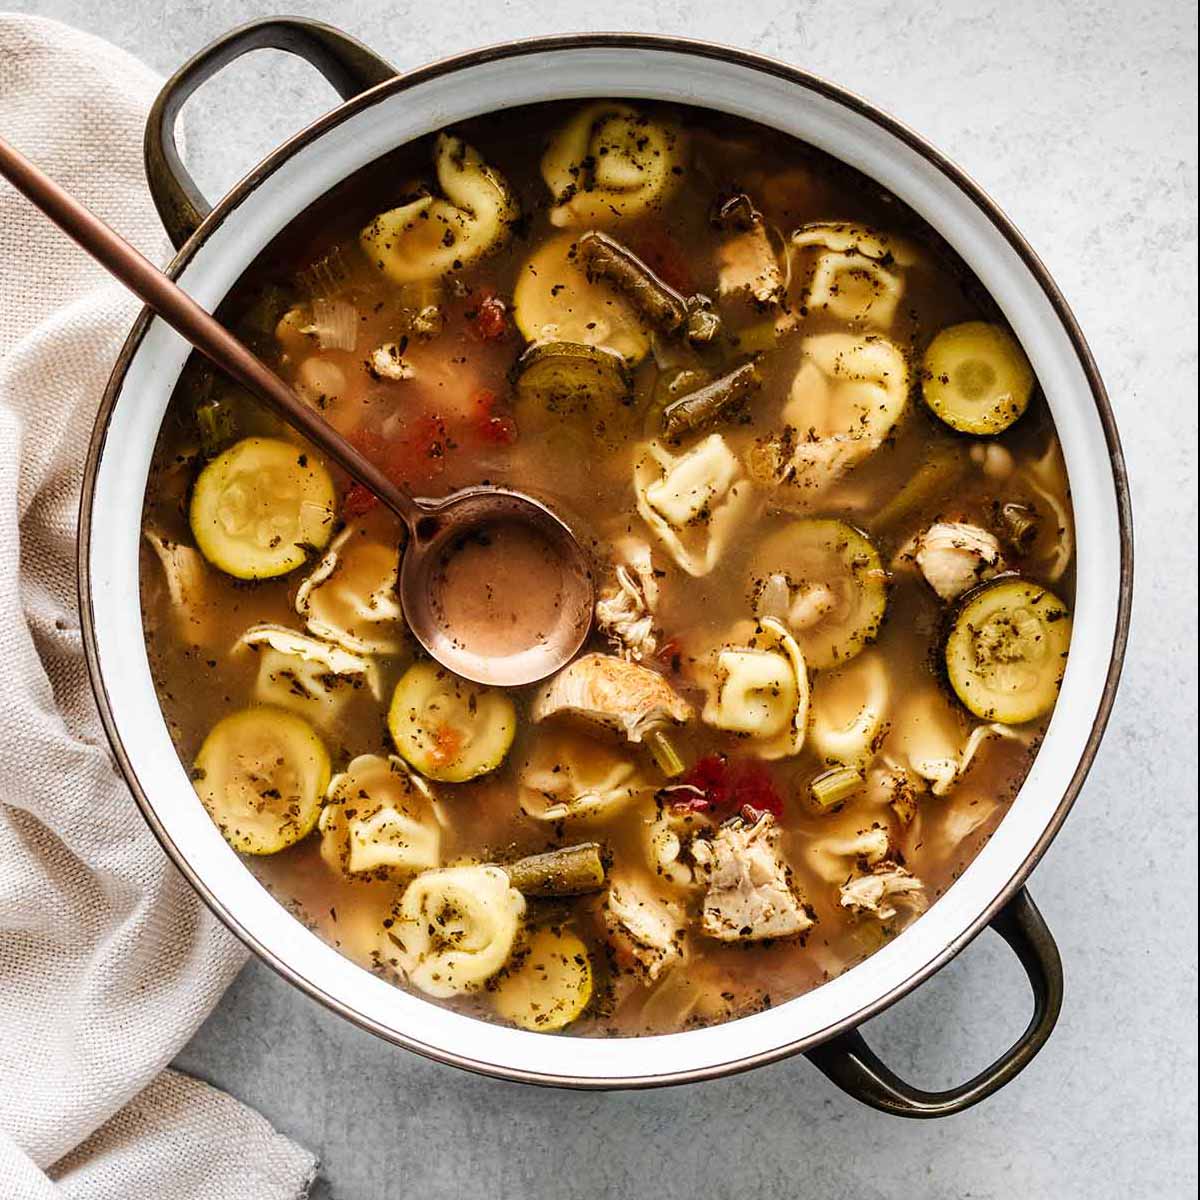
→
(9, 1, 1198, 1196)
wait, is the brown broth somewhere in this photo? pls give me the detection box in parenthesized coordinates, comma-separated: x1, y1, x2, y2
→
(140, 99, 1074, 1036)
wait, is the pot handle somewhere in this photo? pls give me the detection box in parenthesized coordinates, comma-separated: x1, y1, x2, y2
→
(806, 886, 1063, 1118)
(145, 18, 396, 250)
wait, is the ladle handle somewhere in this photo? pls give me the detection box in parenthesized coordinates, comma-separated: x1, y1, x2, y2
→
(0, 134, 420, 529)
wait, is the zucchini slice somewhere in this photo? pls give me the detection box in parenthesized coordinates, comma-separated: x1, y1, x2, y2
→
(189, 437, 336, 580)
(945, 578, 1071, 724)
(491, 927, 593, 1032)
(749, 519, 888, 669)
(193, 706, 330, 854)
(512, 233, 651, 364)
(387, 661, 516, 782)
(922, 321, 1034, 435)
(513, 341, 632, 443)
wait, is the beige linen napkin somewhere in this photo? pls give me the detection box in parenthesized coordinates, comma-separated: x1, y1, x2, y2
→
(0, 15, 317, 1198)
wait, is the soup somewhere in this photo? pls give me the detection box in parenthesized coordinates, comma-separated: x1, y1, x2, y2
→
(140, 100, 1075, 1036)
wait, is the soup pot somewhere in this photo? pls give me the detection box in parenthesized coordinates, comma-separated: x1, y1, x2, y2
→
(79, 18, 1133, 1116)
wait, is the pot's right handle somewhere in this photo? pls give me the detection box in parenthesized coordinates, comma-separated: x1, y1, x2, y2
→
(807, 887, 1063, 1118)
(145, 18, 396, 250)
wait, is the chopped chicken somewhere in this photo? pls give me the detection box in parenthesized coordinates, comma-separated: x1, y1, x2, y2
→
(368, 343, 415, 380)
(692, 814, 812, 942)
(717, 224, 784, 306)
(143, 530, 214, 645)
(595, 541, 660, 661)
(604, 879, 686, 982)
(839, 862, 927, 921)
(531, 653, 692, 743)
(914, 521, 1003, 601)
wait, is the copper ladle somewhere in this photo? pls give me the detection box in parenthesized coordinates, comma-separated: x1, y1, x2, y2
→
(0, 135, 594, 687)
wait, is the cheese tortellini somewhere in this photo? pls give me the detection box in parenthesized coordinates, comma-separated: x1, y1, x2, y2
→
(882, 687, 1030, 797)
(390, 865, 525, 998)
(634, 434, 754, 577)
(518, 731, 649, 822)
(542, 102, 684, 227)
(791, 222, 917, 329)
(701, 617, 810, 759)
(295, 518, 407, 655)
(808, 652, 890, 770)
(238, 623, 379, 725)
(757, 333, 909, 496)
(319, 754, 442, 877)
(361, 133, 517, 284)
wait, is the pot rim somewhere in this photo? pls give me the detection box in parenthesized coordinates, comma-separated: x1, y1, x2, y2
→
(78, 31, 1133, 1089)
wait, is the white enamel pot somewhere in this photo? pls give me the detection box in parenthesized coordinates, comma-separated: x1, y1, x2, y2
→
(79, 19, 1133, 1116)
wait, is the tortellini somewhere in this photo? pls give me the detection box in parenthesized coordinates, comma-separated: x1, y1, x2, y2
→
(319, 754, 442, 877)
(295, 518, 407, 655)
(701, 617, 810, 759)
(642, 801, 707, 889)
(805, 811, 892, 884)
(634, 434, 754, 577)
(361, 134, 517, 284)
(882, 687, 1029, 796)
(603, 874, 687, 982)
(390, 865, 525, 998)
(791, 222, 916, 329)
(542, 102, 684, 227)
(1019, 439, 1075, 583)
(807, 652, 890, 770)
(238, 623, 379, 725)
(759, 333, 909, 495)
(518, 731, 649, 822)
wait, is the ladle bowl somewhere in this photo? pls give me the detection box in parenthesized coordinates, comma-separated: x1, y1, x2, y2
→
(401, 487, 594, 687)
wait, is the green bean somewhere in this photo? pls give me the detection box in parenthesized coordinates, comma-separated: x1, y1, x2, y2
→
(661, 361, 760, 439)
(870, 442, 968, 532)
(503, 843, 607, 897)
(999, 501, 1040, 552)
(578, 230, 720, 344)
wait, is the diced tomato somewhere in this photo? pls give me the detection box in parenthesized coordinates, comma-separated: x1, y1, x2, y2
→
(632, 226, 694, 295)
(671, 754, 783, 819)
(471, 387, 518, 445)
(342, 481, 380, 518)
(346, 415, 449, 496)
(469, 290, 510, 341)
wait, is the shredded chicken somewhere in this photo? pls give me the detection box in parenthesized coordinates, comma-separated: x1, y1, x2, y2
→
(595, 541, 659, 661)
(368, 343, 416, 380)
(839, 862, 927, 921)
(692, 814, 812, 942)
(531, 653, 691, 743)
(717, 225, 784, 306)
(604, 880, 686, 982)
(914, 521, 1003, 601)
(143, 530, 214, 645)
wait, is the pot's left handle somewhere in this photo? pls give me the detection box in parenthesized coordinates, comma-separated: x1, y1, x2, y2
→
(145, 18, 396, 250)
